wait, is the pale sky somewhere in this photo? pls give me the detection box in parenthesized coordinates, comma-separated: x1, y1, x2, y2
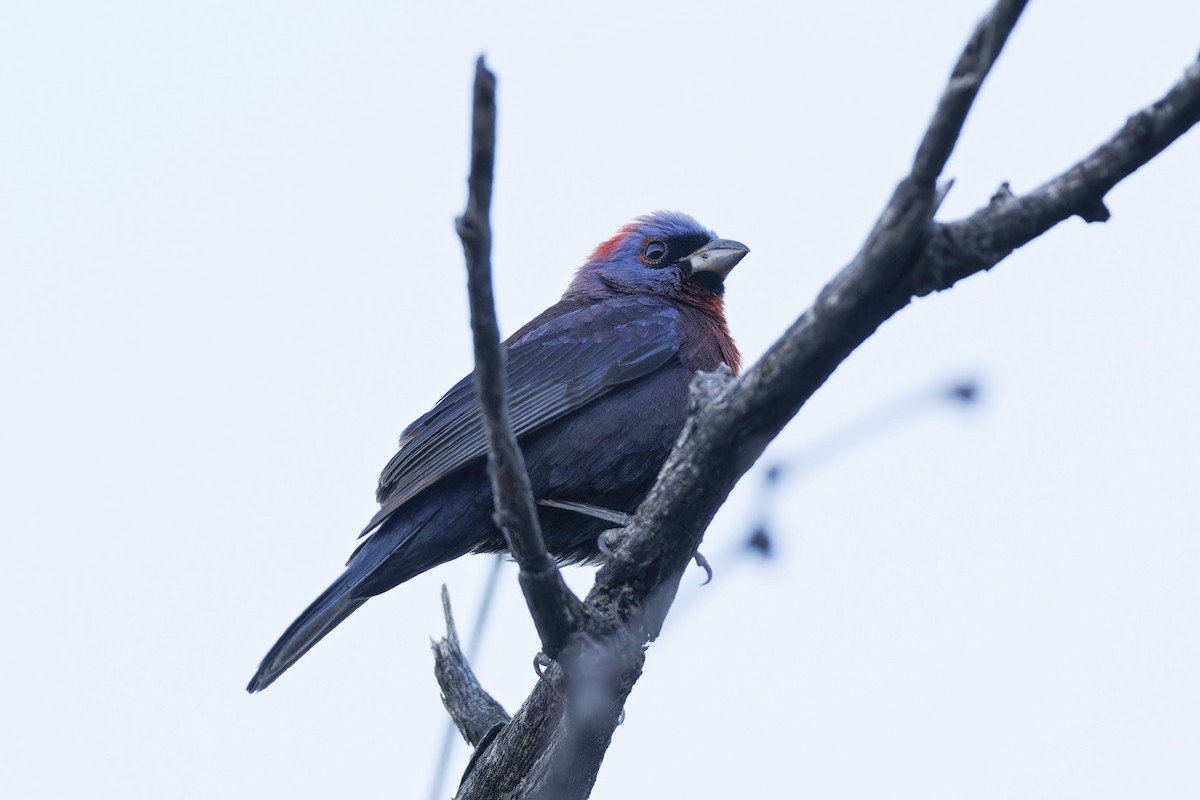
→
(3, 1, 1199, 798)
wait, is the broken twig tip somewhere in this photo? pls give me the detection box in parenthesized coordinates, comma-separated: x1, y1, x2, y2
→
(440, 584, 461, 647)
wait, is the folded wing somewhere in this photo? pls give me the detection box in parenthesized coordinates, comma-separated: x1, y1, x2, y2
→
(360, 300, 684, 537)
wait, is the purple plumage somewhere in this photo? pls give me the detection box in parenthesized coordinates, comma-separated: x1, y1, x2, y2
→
(247, 211, 748, 692)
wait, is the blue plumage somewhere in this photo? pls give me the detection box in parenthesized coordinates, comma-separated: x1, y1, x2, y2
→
(247, 212, 748, 692)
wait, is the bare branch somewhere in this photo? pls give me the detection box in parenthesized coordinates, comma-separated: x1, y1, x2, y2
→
(590, 15, 1200, 634)
(454, 667, 570, 799)
(456, 55, 585, 657)
(912, 0, 1028, 184)
(432, 585, 510, 748)
(590, 0, 1030, 617)
(911, 53, 1200, 296)
(455, 638, 640, 800)
(442, 9, 1200, 798)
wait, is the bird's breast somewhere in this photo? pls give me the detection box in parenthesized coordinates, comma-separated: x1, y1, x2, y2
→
(522, 363, 693, 503)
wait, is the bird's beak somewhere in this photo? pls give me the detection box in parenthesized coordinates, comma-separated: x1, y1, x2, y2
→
(686, 238, 750, 279)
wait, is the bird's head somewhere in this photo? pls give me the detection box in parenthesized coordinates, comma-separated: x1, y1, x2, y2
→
(564, 211, 749, 307)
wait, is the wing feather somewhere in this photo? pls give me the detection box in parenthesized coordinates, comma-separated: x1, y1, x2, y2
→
(360, 300, 682, 536)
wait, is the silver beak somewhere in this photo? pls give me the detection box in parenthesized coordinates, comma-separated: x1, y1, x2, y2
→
(686, 238, 750, 279)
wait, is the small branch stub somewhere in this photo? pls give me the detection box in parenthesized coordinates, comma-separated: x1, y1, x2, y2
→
(432, 585, 510, 748)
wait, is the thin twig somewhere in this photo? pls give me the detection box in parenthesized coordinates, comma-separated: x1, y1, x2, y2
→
(911, 53, 1200, 295)
(912, 0, 1028, 184)
(455, 56, 584, 657)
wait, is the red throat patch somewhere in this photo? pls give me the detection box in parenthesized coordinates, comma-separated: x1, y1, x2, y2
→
(712, 311, 741, 376)
(680, 288, 741, 375)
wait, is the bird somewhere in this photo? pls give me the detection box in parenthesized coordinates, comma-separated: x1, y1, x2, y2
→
(247, 211, 748, 692)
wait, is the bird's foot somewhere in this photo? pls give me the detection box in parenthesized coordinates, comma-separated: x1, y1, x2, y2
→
(598, 535, 712, 583)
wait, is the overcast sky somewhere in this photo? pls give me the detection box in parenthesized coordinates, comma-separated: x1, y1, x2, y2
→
(3, 1, 1199, 798)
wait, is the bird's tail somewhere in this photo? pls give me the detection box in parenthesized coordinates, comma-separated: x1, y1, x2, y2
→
(247, 517, 439, 692)
(246, 568, 369, 693)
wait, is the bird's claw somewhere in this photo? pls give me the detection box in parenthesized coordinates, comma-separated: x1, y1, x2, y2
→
(597, 530, 619, 560)
(693, 551, 713, 585)
(533, 651, 555, 681)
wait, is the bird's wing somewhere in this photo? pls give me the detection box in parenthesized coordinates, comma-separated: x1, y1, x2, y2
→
(360, 301, 683, 536)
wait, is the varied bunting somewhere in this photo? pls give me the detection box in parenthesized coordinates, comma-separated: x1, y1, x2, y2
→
(247, 211, 747, 692)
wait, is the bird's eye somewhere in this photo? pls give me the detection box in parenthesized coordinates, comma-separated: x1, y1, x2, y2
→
(641, 239, 668, 264)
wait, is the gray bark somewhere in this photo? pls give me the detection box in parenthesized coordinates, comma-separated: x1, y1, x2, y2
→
(437, 1, 1200, 796)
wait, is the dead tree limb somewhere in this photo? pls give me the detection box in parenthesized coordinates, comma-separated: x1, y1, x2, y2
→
(436, 4, 1200, 797)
